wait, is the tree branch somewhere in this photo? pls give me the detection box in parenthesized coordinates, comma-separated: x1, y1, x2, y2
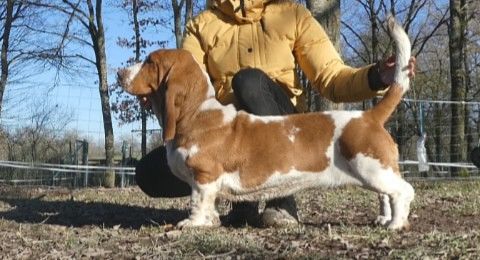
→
(341, 20, 371, 61)
(412, 7, 449, 57)
(25, 1, 90, 29)
(55, 1, 80, 60)
(60, 0, 89, 21)
(340, 32, 369, 63)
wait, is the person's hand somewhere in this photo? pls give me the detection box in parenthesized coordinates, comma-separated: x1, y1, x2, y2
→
(379, 55, 416, 85)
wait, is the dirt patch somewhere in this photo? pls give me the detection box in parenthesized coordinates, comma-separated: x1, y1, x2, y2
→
(0, 181, 479, 258)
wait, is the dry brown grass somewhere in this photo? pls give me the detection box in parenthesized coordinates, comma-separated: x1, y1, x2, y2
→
(1, 180, 479, 259)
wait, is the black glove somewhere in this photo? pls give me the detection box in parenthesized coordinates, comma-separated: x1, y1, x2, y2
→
(368, 62, 389, 91)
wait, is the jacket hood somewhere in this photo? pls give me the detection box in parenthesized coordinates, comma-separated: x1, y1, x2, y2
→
(213, 0, 269, 23)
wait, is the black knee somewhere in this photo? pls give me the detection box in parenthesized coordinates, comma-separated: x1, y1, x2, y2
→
(232, 68, 269, 104)
(232, 68, 296, 115)
(135, 146, 191, 198)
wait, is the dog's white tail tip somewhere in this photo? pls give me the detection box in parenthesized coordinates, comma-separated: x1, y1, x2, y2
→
(387, 15, 411, 93)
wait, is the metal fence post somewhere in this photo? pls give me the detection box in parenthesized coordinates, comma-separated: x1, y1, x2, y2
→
(83, 139, 89, 188)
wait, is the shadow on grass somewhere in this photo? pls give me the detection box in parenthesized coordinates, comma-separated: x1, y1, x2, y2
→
(301, 220, 373, 229)
(0, 197, 188, 229)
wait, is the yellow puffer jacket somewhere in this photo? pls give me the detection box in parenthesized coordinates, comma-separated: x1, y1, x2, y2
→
(182, 0, 377, 111)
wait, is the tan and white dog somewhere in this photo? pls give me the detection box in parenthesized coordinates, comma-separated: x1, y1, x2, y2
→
(118, 16, 414, 230)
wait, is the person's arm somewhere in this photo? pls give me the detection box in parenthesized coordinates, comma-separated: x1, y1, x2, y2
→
(182, 18, 207, 70)
(293, 5, 382, 103)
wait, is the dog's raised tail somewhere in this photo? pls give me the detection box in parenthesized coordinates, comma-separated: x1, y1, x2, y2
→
(369, 15, 411, 125)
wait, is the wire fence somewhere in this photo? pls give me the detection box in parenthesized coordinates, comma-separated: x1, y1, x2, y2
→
(1, 97, 480, 188)
(0, 161, 135, 188)
(0, 158, 478, 188)
(384, 98, 480, 178)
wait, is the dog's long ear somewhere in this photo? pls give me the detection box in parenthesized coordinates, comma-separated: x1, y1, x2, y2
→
(160, 50, 204, 142)
(162, 78, 180, 142)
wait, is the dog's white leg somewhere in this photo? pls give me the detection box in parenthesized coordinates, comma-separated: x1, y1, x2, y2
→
(369, 175, 414, 230)
(177, 181, 221, 228)
(375, 193, 392, 226)
(351, 156, 414, 230)
(385, 180, 414, 230)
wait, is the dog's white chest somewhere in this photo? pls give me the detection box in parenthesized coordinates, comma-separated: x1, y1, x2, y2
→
(165, 142, 195, 185)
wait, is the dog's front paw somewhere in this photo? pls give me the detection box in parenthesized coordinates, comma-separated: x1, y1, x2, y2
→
(177, 218, 195, 229)
(176, 216, 221, 229)
(387, 220, 410, 231)
(374, 215, 391, 226)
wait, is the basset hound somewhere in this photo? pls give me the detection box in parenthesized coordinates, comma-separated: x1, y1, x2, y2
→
(117, 16, 414, 230)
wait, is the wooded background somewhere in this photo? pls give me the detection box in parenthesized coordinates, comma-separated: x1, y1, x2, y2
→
(0, 0, 478, 187)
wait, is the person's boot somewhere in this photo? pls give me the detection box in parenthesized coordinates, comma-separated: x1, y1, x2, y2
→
(262, 196, 299, 227)
(224, 201, 261, 227)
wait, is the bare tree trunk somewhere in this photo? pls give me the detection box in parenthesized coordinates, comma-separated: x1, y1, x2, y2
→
(185, 0, 193, 27)
(368, 0, 380, 63)
(133, 0, 141, 62)
(0, 0, 14, 118)
(172, 0, 183, 48)
(434, 104, 444, 168)
(171, 0, 194, 48)
(87, 0, 115, 187)
(366, 0, 383, 110)
(131, 0, 147, 156)
(141, 110, 147, 155)
(449, 0, 467, 176)
(463, 23, 473, 156)
(306, 0, 342, 111)
(395, 104, 408, 160)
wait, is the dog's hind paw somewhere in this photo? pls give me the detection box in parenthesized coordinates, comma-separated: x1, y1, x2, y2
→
(374, 215, 392, 226)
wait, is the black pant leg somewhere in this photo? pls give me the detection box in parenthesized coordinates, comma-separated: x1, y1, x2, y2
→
(232, 68, 296, 115)
(135, 146, 191, 197)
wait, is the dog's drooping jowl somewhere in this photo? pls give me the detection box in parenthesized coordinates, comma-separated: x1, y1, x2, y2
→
(118, 16, 414, 230)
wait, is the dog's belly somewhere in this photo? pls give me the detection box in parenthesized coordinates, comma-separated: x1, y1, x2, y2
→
(217, 165, 362, 202)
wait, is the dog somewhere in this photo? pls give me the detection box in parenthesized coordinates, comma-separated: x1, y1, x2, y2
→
(117, 16, 414, 230)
